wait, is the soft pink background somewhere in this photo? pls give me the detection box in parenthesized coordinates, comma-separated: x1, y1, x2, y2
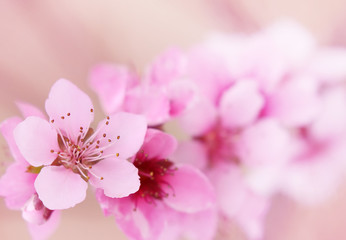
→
(1, 1, 346, 239)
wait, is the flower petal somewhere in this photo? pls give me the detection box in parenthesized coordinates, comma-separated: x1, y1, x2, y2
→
(96, 112, 147, 159)
(141, 129, 177, 159)
(163, 164, 215, 213)
(0, 163, 36, 209)
(220, 80, 264, 129)
(35, 166, 88, 210)
(115, 197, 168, 240)
(0, 116, 26, 164)
(124, 86, 170, 126)
(267, 76, 320, 127)
(45, 79, 94, 141)
(173, 208, 218, 240)
(177, 97, 217, 136)
(14, 116, 59, 167)
(170, 140, 208, 170)
(27, 210, 61, 240)
(90, 158, 140, 198)
(89, 64, 137, 114)
(16, 101, 46, 119)
(235, 118, 291, 166)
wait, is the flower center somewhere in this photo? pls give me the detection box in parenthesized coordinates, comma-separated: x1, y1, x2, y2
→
(132, 150, 177, 204)
(49, 114, 120, 182)
(197, 122, 240, 167)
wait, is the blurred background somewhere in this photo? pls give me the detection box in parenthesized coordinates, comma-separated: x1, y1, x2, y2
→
(1, 0, 346, 239)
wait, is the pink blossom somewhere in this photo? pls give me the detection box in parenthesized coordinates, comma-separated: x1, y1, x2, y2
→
(12, 79, 147, 210)
(172, 21, 346, 240)
(96, 129, 216, 240)
(89, 49, 195, 126)
(0, 104, 61, 240)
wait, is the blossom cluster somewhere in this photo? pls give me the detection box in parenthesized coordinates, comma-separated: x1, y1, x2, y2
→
(1, 21, 346, 240)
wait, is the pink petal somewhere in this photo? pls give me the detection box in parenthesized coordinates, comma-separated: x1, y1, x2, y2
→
(0, 163, 36, 209)
(168, 80, 196, 117)
(141, 129, 177, 159)
(235, 192, 270, 240)
(163, 164, 215, 213)
(89, 64, 137, 114)
(124, 86, 170, 126)
(96, 190, 167, 240)
(177, 97, 217, 136)
(168, 208, 218, 240)
(14, 116, 59, 167)
(220, 80, 264, 129)
(16, 101, 46, 119)
(308, 48, 346, 83)
(170, 140, 208, 170)
(28, 210, 61, 240)
(236, 119, 291, 166)
(115, 198, 168, 240)
(145, 48, 186, 86)
(35, 166, 88, 210)
(0, 116, 26, 164)
(208, 163, 248, 218)
(266, 76, 320, 127)
(89, 158, 140, 198)
(45, 79, 94, 141)
(310, 88, 346, 140)
(184, 208, 218, 240)
(97, 112, 147, 160)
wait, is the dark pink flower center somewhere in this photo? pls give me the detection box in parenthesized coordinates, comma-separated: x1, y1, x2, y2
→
(132, 150, 177, 204)
(197, 122, 240, 167)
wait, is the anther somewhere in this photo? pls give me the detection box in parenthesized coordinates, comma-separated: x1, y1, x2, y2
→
(90, 109, 94, 112)
(106, 121, 109, 125)
(106, 116, 110, 120)
(103, 134, 106, 138)
(108, 139, 111, 142)
(51, 119, 54, 123)
(67, 113, 71, 116)
(97, 140, 100, 144)
(117, 136, 120, 140)
(100, 177, 104, 180)
(116, 153, 119, 157)
(100, 150, 103, 154)
(80, 127, 83, 130)
(61, 116, 65, 119)
(50, 150, 54, 153)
